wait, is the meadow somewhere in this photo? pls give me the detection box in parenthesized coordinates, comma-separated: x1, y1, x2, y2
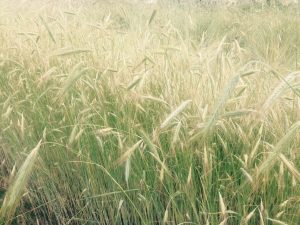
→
(0, 0, 300, 224)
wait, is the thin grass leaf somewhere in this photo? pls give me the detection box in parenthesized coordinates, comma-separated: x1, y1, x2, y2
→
(141, 95, 168, 105)
(148, 9, 157, 25)
(51, 48, 92, 57)
(39, 16, 56, 43)
(126, 76, 142, 90)
(222, 109, 255, 118)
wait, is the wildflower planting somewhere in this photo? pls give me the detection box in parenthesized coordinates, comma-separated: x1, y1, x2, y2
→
(0, 0, 300, 224)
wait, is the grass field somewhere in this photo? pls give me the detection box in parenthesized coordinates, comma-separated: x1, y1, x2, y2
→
(0, 0, 300, 224)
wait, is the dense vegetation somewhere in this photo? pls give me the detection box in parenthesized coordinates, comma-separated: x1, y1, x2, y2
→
(0, 1, 300, 224)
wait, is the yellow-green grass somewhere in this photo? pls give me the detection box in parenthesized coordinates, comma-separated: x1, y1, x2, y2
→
(0, 0, 300, 224)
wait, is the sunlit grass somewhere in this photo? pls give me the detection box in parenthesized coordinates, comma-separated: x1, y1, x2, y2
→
(0, 0, 300, 224)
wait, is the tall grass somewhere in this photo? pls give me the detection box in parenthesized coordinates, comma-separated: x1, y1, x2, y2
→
(0, 0, 300, 224)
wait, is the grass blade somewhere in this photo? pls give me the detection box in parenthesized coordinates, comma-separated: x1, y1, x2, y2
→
(51, 48, 92, 57)
(39, 16, 56, 43)
(148, 9, 157, 25)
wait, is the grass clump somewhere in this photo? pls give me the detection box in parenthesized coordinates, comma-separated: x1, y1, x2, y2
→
(0, 0, 300, 224)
